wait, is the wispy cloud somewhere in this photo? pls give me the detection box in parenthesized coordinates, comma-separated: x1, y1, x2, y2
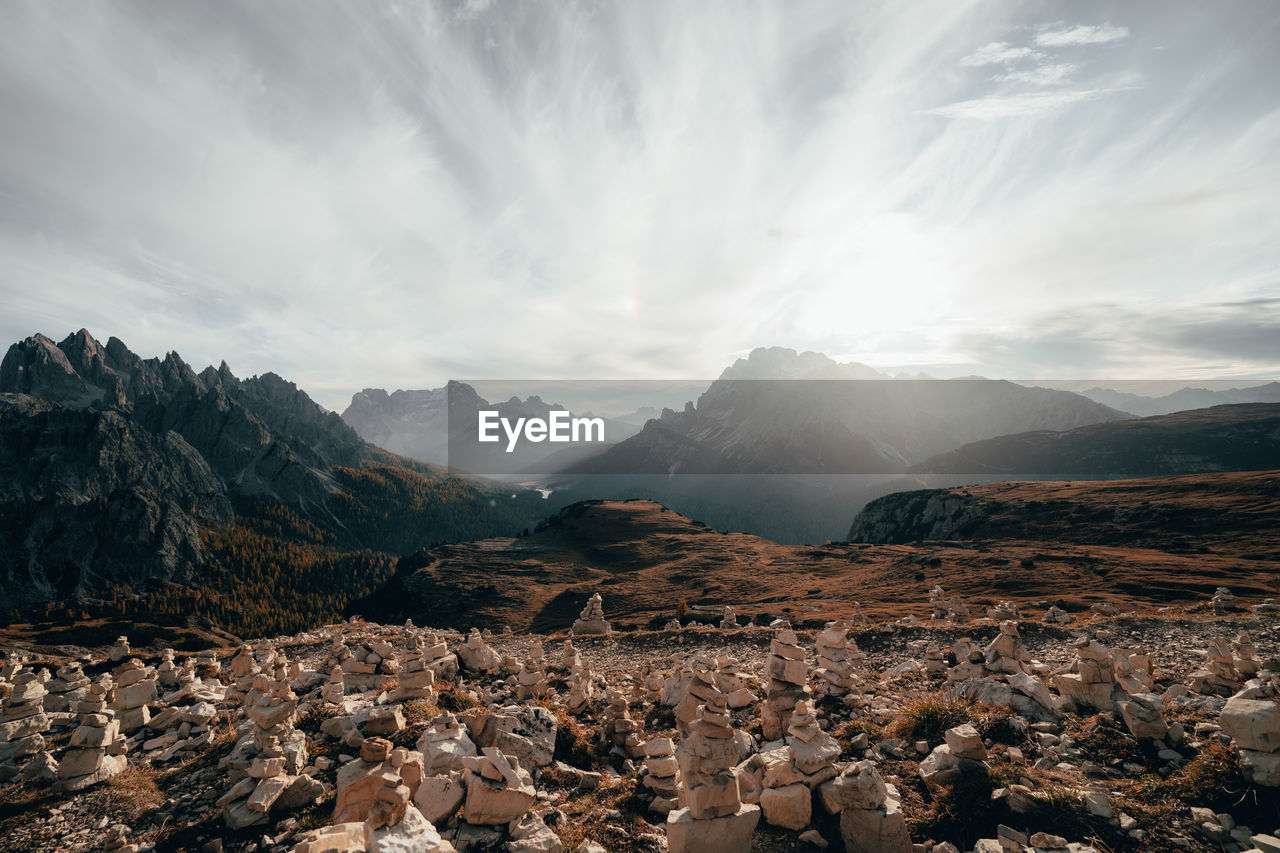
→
(0, 1, 1277, 406)
(960, 41, 1041, 66)
(993, 62, 1076, 86)
(927, 89, 1100, 120)
(1035, 23, 1130, 47)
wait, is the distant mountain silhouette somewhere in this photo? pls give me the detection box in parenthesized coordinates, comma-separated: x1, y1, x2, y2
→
(341, 381, 642, 473)
(1079, 382, 1280, 417)
(562, 348, 1129, 476)
(909, 402, 1280, 476)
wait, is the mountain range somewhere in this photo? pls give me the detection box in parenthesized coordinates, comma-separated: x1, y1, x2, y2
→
(1078, 381, 1280, 417)
(0, 331, 555, 636)
(909, 402, 1280, 476)
(341, 381, 646, 475)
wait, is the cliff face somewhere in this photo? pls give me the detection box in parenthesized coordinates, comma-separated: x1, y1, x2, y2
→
(0, 330, 366, 506)
(0, 393, 234, 608)
(846, 489, 988, 544)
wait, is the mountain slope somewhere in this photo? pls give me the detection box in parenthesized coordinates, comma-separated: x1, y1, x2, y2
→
(355, 471, 1280, 631)
(908, 402, 1280, 476)
(0, 331, 557, 634)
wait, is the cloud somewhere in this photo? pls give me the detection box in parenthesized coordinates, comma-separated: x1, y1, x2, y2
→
(0, 1, 1276, 407)
(960, 41, 1041, 66)
(1035, 23, 1130, 47)
(993, 62, 1076, 86)
(927, 89, 1101, 120)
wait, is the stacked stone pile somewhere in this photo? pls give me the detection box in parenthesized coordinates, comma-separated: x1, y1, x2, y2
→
(391, 634, 438, 703)
(572, 593, 611, 635)
(819, 760, 911, 853)
(0, 658, 51, 783)
(668, 694, 761, 853)
(929, 586, 970, 622)
(814, 621, 864, 698)
(218, 667, 322, 829)
(56, 676, 127, 792)
(457, 629, 500, 673)
(641, 736, 681, 815)
(763, 629, 810, 741)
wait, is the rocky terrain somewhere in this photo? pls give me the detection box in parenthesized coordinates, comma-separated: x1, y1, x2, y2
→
(1, 588, 1279, 853)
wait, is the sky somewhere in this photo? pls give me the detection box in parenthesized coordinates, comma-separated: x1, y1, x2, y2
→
(1, 0, 1278, 411)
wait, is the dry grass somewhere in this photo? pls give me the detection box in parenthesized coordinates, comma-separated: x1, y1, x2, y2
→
(887, 692, 972, 746)
(89, 766, 164, 821)
(553, 775, 657, 853)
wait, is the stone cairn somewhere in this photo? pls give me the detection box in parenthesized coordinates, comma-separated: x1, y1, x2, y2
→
(986, 600, 1020, 621)
(814, 621, 865, 698)
(225, 642, 260, 706)
(57, 675, 128, 791)
(1188, 638, 1241, 696)
(391, 634, 437, 703)
(1053, 635, 1168, 740)
(42, 660, 90, 713)
(674, 655, 722, 735)
(715, 656, 756, 710)
(948, 623, 1059, 722)
(457, 629, 500, 673)
(1044, 605, 1075, 624)
(762, 629, 811, 742)
(641, 736, 681, 814)
(820, 760, 911, 853)
(642, 663, 665, 704)
(929, 586, 970, 622)
(602, 690, 645, 761)
(321, 666, 347, 708)
(565, 660, 595, 715)
(218, 661, 321, 829)
(847, 602, 868, 625)
(1220, 671, 1280, 787)
(0, 655, 51, 783)
(756, 698, 841, 831)
(1253, 598, 1280, 615)
(1232, 631, 1262, 678)
(572, 592, 611, 635)
(514, 659, 549, 702)
(333, 736, 422, 823)
(561, 639, 581, 671)
(1211, 586, 1238, 615)
(668, 694, 761, 853)
(418, 711, 477, 776)
(301, 735, 458, 853)
(111, 657, 158, 733)
(108, 635, 131, 663)
(925, 644, 947, 676)
(156, 648, 181, 690)
(418, 631, 460, 681)
(719, 606, 739, 629)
